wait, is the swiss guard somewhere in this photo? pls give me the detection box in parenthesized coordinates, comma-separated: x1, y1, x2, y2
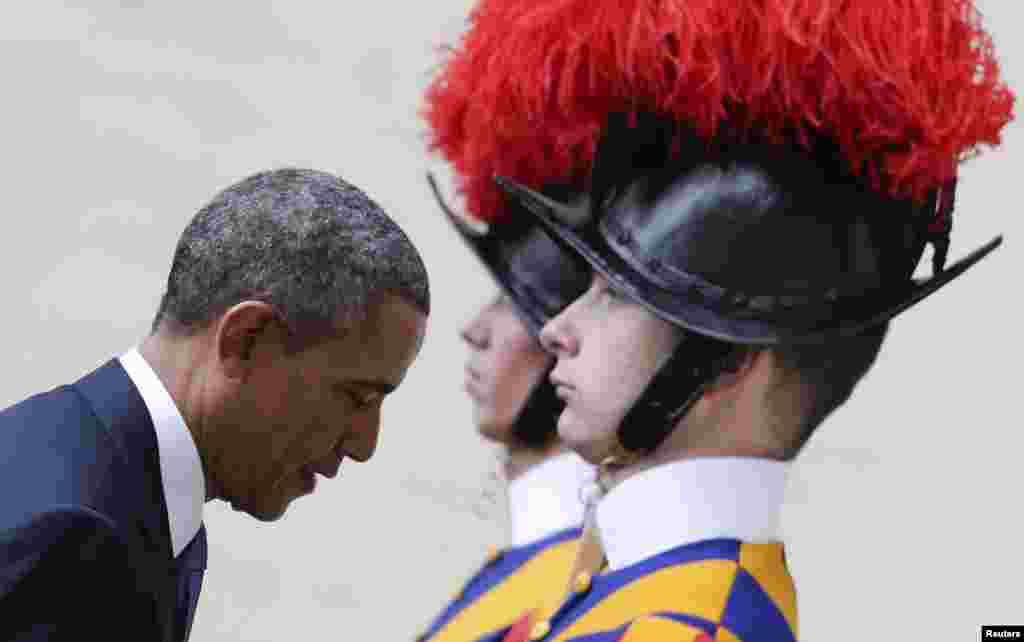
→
(425, 0, 1014, 641)
(415, 44, 595, 642)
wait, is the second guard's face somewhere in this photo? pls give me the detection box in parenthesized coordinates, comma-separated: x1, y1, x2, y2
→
(460, 293, 551, 442)
(223, 294, 427, 521)
(540, 274, 680, 463)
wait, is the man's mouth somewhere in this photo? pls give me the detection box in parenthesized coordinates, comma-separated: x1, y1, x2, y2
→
(306, 451, 347, 486)
(300, 464, 317, 493)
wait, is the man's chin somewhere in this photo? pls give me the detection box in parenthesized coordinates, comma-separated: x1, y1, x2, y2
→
(228, 493, 292, 523)
(242, 503, 290, 522)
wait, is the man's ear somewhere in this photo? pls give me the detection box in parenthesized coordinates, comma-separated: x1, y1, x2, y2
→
(215, 301, 287, 380)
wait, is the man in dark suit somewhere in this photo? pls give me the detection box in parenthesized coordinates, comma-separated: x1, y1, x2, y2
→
(0, 168, 431, 641)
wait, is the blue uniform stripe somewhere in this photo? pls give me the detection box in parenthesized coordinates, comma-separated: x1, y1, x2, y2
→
(562, 623, 631, 641)
(719, 569, 795, 642)
(567, 613, 716, 641)
(651, 611, 717, 636)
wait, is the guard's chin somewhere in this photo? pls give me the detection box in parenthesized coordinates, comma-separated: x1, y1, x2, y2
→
(556, 412, 603, 465)
(475, 414, 514, 444)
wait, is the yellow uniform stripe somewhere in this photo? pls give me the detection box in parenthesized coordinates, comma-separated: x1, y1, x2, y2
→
(430, 538, 580, 642)
(550, 560, 739, 642)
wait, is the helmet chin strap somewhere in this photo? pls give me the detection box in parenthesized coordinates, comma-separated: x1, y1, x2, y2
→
(508, 362, 563, 451)
(614, 332, 740, 456)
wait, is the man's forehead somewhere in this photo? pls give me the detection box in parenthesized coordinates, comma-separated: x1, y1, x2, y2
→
(364, 293, 427, 333)
(323, 294, 424, 340)
(325, 296, 426, 373)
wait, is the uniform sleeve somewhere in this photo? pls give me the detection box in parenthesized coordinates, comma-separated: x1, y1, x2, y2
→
(0, 507, 158, 641)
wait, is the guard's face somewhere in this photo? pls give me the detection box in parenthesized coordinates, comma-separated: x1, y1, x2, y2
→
(216, 294, 427, 521)
(460, 292, 550, 442)
(540, 274, 679, 463)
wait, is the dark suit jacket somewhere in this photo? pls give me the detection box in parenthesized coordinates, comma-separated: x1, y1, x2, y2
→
(0, 359, 206, 641)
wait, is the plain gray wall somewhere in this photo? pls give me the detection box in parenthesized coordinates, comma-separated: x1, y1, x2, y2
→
(1, 1, 1020, 640)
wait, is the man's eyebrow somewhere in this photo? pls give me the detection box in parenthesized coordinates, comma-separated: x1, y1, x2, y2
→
(345, 379, 398, 395)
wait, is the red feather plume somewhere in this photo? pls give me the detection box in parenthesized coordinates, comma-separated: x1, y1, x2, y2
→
(424, 0, 1014, 225)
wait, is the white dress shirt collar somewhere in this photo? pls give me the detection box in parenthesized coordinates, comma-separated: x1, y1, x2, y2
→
(119, 348, 206, 557)
(596, 457, 788, 571)
(507, 451, 593, 548)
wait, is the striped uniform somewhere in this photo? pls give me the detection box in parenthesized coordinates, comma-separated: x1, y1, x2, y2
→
(419, 453, 592, 642)
(484, 458, 797, 642)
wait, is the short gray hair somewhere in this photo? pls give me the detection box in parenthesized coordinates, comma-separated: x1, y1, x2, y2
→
(153, 168, 429, 348)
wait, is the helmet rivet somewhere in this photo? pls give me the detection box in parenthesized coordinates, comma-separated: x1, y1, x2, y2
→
(749, 295, 775, 312)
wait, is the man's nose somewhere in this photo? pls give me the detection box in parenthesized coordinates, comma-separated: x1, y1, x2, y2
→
(344, 407, 382, 462)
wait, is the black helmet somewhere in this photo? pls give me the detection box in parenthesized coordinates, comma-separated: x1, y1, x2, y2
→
(430, 175, 591, 449)
(498, 112, 1002, 453)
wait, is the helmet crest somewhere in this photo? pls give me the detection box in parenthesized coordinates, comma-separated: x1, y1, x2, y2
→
(425, 0, 1013, 224)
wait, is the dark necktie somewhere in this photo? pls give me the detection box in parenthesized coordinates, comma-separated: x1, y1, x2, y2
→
(173, 525, 207, 642)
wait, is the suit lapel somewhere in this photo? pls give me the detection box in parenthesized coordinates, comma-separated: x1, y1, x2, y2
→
(74, 358, 173, 557)
(75, 359, 186, 640)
